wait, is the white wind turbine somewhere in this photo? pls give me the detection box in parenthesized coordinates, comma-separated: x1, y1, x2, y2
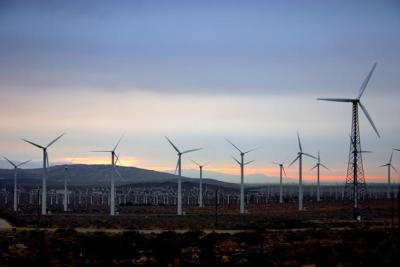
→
(273, 160, 287, 204)
(165, 136, 202, 215)
(310, 151, 329, 202)
(289, 132, 316, 211)
(2, 156, 31, 212)
(91, 135, 124, 216)
(226, 139, 258, 214)
(22, 133, 65, 215)
(379, 151, 398, 199)
(191, 160, 208, 208)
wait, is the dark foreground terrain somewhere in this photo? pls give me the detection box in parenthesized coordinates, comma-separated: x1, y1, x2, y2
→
(0, 224, 398, 266)
(2, 200, 397, 229)
(0, 200, 399, 266)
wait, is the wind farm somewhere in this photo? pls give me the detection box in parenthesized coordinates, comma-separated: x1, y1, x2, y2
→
(0, 91, 397, 267)
(0, 1, 399, 266)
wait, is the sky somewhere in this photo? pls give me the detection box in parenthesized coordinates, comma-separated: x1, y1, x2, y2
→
(0, 0, 399, 184)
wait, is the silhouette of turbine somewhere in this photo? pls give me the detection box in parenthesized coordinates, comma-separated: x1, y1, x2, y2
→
(318, 63, 380, 218)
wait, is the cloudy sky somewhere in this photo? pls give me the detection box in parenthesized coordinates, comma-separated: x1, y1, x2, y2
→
(0, 0, 399, 183)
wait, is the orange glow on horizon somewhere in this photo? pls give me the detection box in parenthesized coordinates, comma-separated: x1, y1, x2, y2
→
(55, 157, 386, 182)
(56, 156, 144, 167)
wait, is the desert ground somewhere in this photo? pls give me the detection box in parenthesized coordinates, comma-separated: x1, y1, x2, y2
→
(0, 199, 399, 266)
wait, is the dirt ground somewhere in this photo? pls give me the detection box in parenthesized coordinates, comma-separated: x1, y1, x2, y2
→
(0, 200, 398, 266)
(2, 200, 398, 230)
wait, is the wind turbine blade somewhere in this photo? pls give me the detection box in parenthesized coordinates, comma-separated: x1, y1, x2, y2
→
(2, 156, 17, 168)
(272, 161, 280, 165)
(244, 147, 261, 154)
(16, 160, 31, 167)
(310, 165, 318, 171)
(282, 155, 290, 165)
(90, 150, 113, 153)
(289, 155, 300, 167)
(359, 102, 380, 138)
(282, 167, 288, 178)
(320, 163, 330, 170)
(391, 165, 399, 174)
(165, 136, 180, 153)
(191, 159, 200, 167)
(379, 164, 389, 168)
(115, 153, 122, 165)
(358, 63, 377, 99)
(174, 159, 179, 174)
(394, 149, 400, 152)
(297, 132, 302, 152)
(46, 133, 65, 148)
(115, 168, 124, 180)
(389, 151, 393, 164)
(22, 139, 44, 149)
(225, 139, 243, 153)
(244, 160, 254, 166)
(232, 156, 241, 166)
(303, 152, 317, 159)
(318, 150, 320, 163)
(182, 148, 202, 154)
(317, 98, 356, 103)
(113, 134, 124, 151)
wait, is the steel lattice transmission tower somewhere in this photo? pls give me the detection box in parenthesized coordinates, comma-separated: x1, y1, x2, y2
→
(318, 63, 380, 218)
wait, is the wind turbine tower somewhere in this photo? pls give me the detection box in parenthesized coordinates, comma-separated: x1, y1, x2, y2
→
(318, 63, 380, 217)
(191, 160, 208, 208)
(379, 151, 398, 199)
(310, 151, 329, 202)
(2, 157, 30, 211)
(289, 133, 316, 211)
(165, 136, 201, 215)
(22, 133, 65, 215)
(226, 139, 258, 214)
(91, 135, 124, 216)
(63, 166, 71, 212)
(273, 161, 287, 203)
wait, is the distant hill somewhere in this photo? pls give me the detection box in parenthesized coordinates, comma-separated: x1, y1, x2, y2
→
(0, 164, 240, 188)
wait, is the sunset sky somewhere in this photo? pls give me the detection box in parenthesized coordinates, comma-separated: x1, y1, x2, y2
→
(0, 0, 399, 183)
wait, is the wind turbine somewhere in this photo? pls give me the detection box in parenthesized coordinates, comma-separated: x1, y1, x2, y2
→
(289, 132, 316, 211)
(379, 151, 398, 199)
(317, 63, 380, 215)
(22, 133, 65, 215)
(226, 139, 258, 214)
(165, 136, 201, 215)
(2, 156, 30, 212)
(191, 160, 208, 208)
(273, 161, 287, 204)
(63, 166, 71, 212)
(91, 134, 123, 216)
(310, 151, 329, 202)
